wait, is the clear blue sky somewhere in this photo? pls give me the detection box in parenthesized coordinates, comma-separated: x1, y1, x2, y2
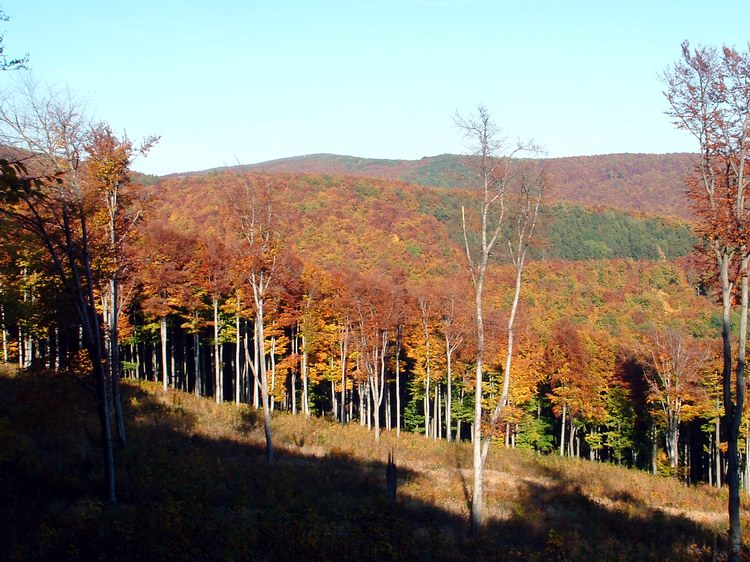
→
(1, 1, 747, 175)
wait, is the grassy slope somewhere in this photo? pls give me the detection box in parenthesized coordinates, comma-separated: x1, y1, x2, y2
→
(1, 367, 744, 561)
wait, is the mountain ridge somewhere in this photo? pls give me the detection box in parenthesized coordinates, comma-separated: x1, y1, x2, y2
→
(167, 152, 697, 220)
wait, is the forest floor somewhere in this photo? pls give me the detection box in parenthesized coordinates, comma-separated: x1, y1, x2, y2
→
(1, 366, 746, 561)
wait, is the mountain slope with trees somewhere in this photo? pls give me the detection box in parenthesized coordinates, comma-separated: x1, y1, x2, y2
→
(188, 152, 697, 220)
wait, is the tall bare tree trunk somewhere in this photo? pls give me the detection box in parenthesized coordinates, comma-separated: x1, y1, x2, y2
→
(109, 279, 126, 446)
(725, 258, 748, 559)
(291, 330, 297, 415)
(716, 407, 722, 488)
(235, 303, 241, 405)
(255, 293, 274, 462)
(369, 330, 388, 442)
(213, 297, 222, 403)
(194, 323, 201, 396)
(446, 332, 453, 442)
(421, 301, 431, 438)
(560, 402, 567, 457)
(395, 325, 401, 436)
(160, 316, 168, 391)
(471, 274, 485, 530)
(302, 334, 310, 416)
(340, 323, 348, 424)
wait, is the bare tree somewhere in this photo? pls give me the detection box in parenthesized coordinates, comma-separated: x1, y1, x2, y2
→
(663, 41, 750, 561)
(455, 105, 545, 531)
(0, 77, 116, 501)
(231, 174, 280, 462)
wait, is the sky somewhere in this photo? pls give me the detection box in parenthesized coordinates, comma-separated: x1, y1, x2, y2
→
(0, 1, 747, 176)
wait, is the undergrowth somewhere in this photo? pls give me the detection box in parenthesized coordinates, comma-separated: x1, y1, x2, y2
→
(0, 368, 744, 561)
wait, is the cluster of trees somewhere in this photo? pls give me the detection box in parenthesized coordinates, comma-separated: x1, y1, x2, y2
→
(1, 40, 749, 559)
(542, 204, 695, 261)
(0, 89, 738, 492)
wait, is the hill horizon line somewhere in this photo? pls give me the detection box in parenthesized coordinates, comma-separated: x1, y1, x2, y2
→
(157, 151, 697, 220)
(163, 150, 697, 177)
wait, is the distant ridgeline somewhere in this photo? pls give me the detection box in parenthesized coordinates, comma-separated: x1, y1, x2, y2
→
(165, 153, 698, 263)
(206, 152, 697, 221)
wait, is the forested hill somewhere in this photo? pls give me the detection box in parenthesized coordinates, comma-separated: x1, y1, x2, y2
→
(150, 173, 695, 264)
(179, 152, 697, 220)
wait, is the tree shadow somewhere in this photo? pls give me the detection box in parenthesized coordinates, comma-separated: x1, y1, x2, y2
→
(0, 371, 731, 561)
(479, 461, 725, 560)
(452, 442, 472, 514)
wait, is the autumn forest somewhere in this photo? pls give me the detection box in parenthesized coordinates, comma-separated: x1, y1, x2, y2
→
(2, 42, 750, 561)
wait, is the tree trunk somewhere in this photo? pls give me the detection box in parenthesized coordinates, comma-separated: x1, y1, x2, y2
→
(255, 300, 274, 462)
(302, 334, 310, 416)
(340, 324, 348, 424)
(359, 383, 366, 426)
(716, 408, 722, 488)
(290, 330, 297, 415)
(194, 325, 201, 396)
(395, 326, 401, 436)
(666, 419, 680, 470)
(160, 316, 168, 391)
(385, 378, 391, 431)
(109, 278, 126, 446)
(0, 281, 7, 363)
(728, 260, 747, 561)
(252, 323, 260, 409)
(213, 297, 221, 403)
(471, 274, 485, 532)
(437, 383, 442, 439)
(446, 332, 452, 442)
(423, 307, 431, 439)
(235, 307, 241, 405)
(568, 422, 576, 457)
(270, 336, 276, 412)
(560, 402, 567, 457)
(457, 387, 464, 441)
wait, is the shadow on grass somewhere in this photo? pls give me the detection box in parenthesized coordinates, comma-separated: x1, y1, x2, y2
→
(492, 461, 723, 560)
(0, 370, 728, 561)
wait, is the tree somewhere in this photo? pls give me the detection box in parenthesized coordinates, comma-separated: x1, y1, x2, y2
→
(640, 328, 707, 471)
(352, 270, 399, 442)
(663, 41, 750, 561)
(138, 218, 194, 392)
(0, 79, 116, 502)
(84, 124, 156, 445)
(436, 278, 466, 442)
(231, 173, 282, 462)
(455, 105, 545, 530)
(193, 231, 231, 403)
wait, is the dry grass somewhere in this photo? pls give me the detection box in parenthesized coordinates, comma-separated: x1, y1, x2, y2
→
(0, 370, 744, 561)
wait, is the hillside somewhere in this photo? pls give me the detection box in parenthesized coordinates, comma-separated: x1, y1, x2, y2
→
(150, 172, 695, 266)
(0, 367, 737, 561)
(184, 152, 698, 220)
